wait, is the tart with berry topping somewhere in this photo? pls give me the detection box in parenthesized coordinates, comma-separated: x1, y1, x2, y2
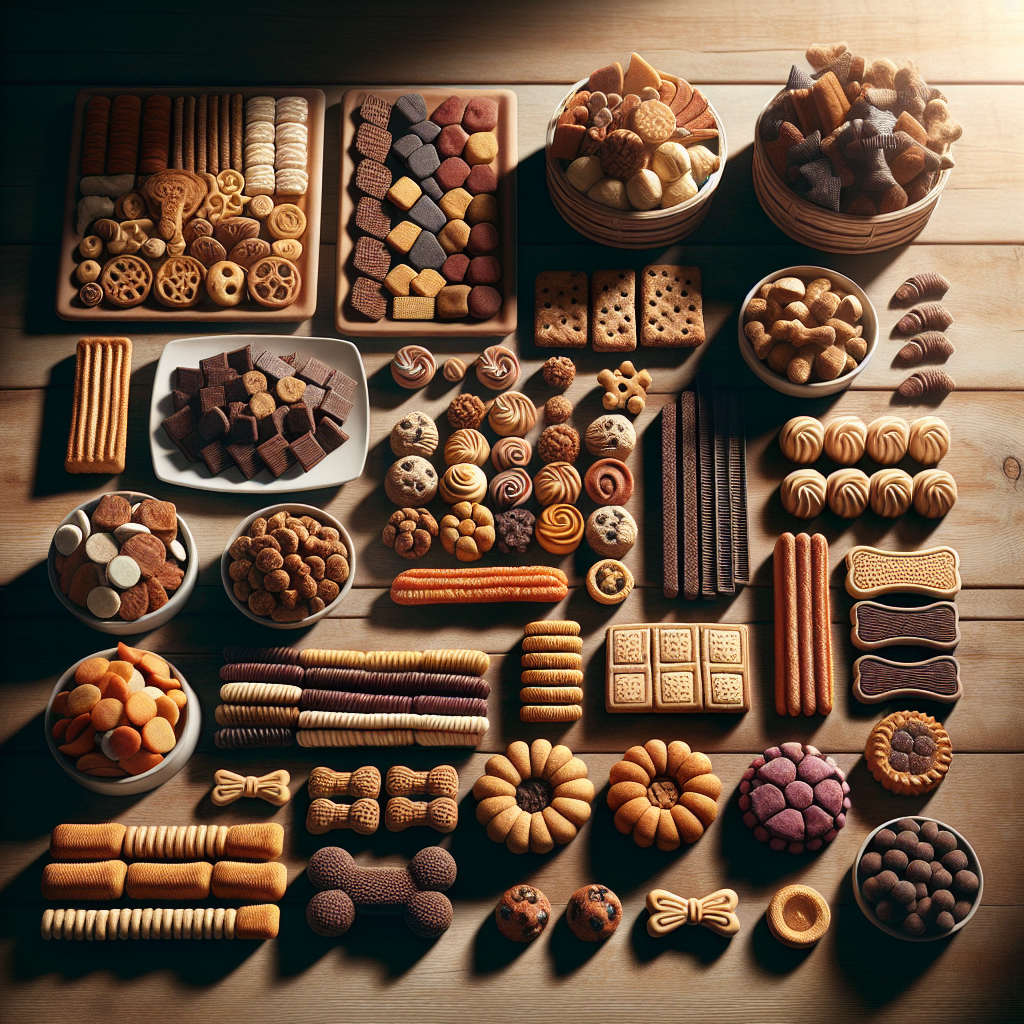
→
(865, 710, 952, 795)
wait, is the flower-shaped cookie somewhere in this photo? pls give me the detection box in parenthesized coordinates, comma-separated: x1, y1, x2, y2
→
(473, 739, 594, 854)
(865, 710, 952, 795)
(439, 501, 494, 561)
(382, 507, 439, 559)
(607, 740, 721, 851)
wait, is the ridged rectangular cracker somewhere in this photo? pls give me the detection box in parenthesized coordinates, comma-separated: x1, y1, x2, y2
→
(535, 271, 587, 347)
(700, 624, 751, 712)
(640, 265, 705, 347)
(845, 545, 961, 599)
(591, 269, 636, 351)
(65, 337, 132, 474)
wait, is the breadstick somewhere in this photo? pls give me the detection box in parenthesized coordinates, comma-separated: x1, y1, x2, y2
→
(172, 96, 184, 168)
(390, 566, 569, 605)
(219, 94, 230, 172)
(795, 533, 816, 716)
(811, 533, 834, 714)
(773, 534, 800, 716)
(196, 94, 207, 173)
(207, 91, 219, 173)
(125, 861, 213, 900)
(211, 861, 287, 901)
(42, 905, 279, 941)
(231, 93, 243, 169)
(42, 861, 126, 901)
(183, 95, 195, 170)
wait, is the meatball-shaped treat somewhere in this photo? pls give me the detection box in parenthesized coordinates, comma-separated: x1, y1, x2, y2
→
(585, 413, 636, 459)
(542, 355, 576, 389)
(385, 456, 438, 506)
(495, 508, 535, 554)
(566, 884, 622, 942)
(495, 884, 551, 943)
(447, 393, 487, 430)
(390, 411, 439, 457)
(538, 424, 580, 464)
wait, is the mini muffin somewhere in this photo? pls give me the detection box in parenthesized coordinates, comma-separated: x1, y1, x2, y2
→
(495, 884, 551, 943)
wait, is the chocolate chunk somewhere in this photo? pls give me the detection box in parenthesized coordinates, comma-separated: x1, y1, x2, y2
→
(227, 442, 261, 479)
(326, 371, 357, 400)
(408, 230, 446, 272)
(359, 93, 392, 130)
(171, 390, 194, 413)
(353, 235, 391, 282)
(468, 285, 501, 319)
(442, 253, 469, 283)
(199, 385, 225, 415)
(394, 93, 427, 125)
(178, 430, 205, 462)
(258, 405, 288, 442)
(406, 144, 440, 180)
(286, 403, 315, 437)
(350, 276, 386, 320)
(318, 390, 353, 425)
(224, 374, 249, 404)
(411, 120, 441, 143)
(408, 195, 446, 234)
(354, 196, 391, 240)
(392, 133, 423, 162)
(316, 417, 349, 454)
(162, 405, 195, 441)
(420, 176, 443, 202)
(200, 352, 228, 381)
(198, 406, 230, 441)
(290, 431, 327, 471)
(354, 159, 392, 200)
(256, 434, 296, 478)
(254, 350, 295, 385)
(355, 122, 392, 162)
(228, 411, 258, 444)
(204, 364, 238, 387)
(226, 345, 253, 375)
(175, 366, 203, 395)
(200, 440, 231, 474)
(296, 356, 332, 387)
(300, 384, 325, 411)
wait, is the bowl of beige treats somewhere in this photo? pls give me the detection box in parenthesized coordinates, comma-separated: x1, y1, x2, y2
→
(738, 265, 877, 397)
(221, 503, 355, 628)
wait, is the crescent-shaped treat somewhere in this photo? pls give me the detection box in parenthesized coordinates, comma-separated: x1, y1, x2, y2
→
(489, 469, 533, 510)
(444, 428, 490, 467)
(779, 416, 824, 464)
(488, 392, 537, 437)
(535, 504, 585, 554)
(439, 463, 487, 504)
(533, 462, 582, 506)
(826, 468, 870, 518)
(913, 469, 958, 518)
(865, 417, 910, 466)
(823, 416, 867, 465)
(908, 417, 951, 464)
(780, 469, 827, 519)
(475, 346, 521, 390)
(869, 469, 914, 518)
(491, 437, 532, 471)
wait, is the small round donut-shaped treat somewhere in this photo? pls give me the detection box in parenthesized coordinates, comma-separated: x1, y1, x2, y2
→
(247, 255, 301, 309)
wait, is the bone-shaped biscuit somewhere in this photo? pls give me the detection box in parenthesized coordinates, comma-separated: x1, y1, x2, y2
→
(306, 765, 381, 800)
(305, 798, 380, 835)
(386, 764, 459, 799)
(646, 887, 740, 938)
(384, 797, 458, 833)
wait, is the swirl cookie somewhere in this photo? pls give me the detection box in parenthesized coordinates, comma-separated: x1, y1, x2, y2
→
(439, 463, 487, 504)
(866, 417, 909, 466)
(586, 506, 637, 557)
(585, 414, 636, 459)
(385, 456, 438, 506)
(584, 459, 633, 504)
(444, 429, 490, 466)
(491, 437, 532, 471)
(908, 417, 950, 464)
(535, 505, 584, 554)
(779, 416, 824, 464)
(475, 346, 520, 390)
(869, 469, 913, 518)
(391, 346, 437, 389)
(533, 462, 581, 506)
(823, 416, 867, 465)
(488, 392, 537, 437)
(390, 411, 439, 458)
(913, 469, 957, 518)
(489, 469, 532, 510)
(826, 468, 870, 518)
(781, 469, 827, 519)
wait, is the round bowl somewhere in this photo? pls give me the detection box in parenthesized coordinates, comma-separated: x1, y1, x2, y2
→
(45, 648, 200, 796)
(737, 264, 878, 397)
(545, 78, 728, 248)
(221, 502, 355, 629)
(852, 815, 983, 942)
(47, 491, 199, 635)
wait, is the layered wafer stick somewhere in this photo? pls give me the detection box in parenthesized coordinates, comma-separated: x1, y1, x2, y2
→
(207, 91, 219, 173)
(714, 390, 735, 595)
(231, 94, 243, 169)
(172, 96, 184, 168)
(662, 402, 679, 598)
(297, 648, 490, 675)
(224, 646, 301, 665)
(697, 375, 716, 597)
(297, 729, 484, 748)
(811, 533, 834, 714)
(214, 727, 295, 748)
(42, 906, 279, 941)
(215, 704, 300, 727)
(219, 682, 302, 706)
(680, 391, 699, 600)
(774, 533, 801, 716)
(219, 94, 230, 172)
(299, 690, 487, 717)
(196, 94, 207, 173)
(301, 668, 490, 699)
(50, 823, 284, 862)
(390, 567, 568, 604)
(219, 662, 305, 683)
(183, 95, 195, 170)
(729, 392, 750, 586)
(795, 533, 816, 715)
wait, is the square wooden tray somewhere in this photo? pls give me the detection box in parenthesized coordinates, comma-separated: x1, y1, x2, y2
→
(336, 86, 517, 337)
(56, 86, 325, 321)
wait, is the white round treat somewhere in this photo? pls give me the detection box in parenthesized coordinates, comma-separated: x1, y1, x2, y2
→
(128, 669, 146, 693)
(106, 554, 141, 589)
(85, 533, 120, 565)
(244, 120, 276, 145)
(142, 686, 164, 700)
(275, 96, 308, 124)
(168, 539, 187, 562)
(73, 509, 92, 540)
(275, 142, 307, 170)
(99, 729, 117, 761)
(87, 586, 121, 619)
(55, 524, 83, 556)
(245, 96, 276, 123)
(114, 522, 150, 542)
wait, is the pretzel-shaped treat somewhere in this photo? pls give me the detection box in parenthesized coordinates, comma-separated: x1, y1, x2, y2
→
(307, 765, 382, 800)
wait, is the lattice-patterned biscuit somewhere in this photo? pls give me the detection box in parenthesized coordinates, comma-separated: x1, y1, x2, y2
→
(640, 265, 705, 347)
(654, 624, 702, 712)
(700, 624, 750, 711)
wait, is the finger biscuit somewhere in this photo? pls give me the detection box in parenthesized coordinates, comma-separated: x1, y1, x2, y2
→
(231, 94, 243, 170)
(42, 861, 127, 901)
(535, 271, 587, 347)
(125, 862, 213, 900)
(223, 645, 301, 665)
(420, 650, 491, 676)
(521, 653, 583, 671)
(773, 533, 801, 716)
(301, 691, 487, 718)
(207, 91, 219, 173)
(519, 686, 584, 704)
(65, 337, 132, 475)
(524, 619, 580, 636)
(171, 96, 184, 168)
(41, 905, 278, 941)
(521, 669, 584, 687)
(213, 727, 296, 748)
(106, 94, 141, 174)
(211, 861, 287, 902)
(795, 533, 816, 716)
(219, 94, 231, 173)
(390, 566, 569, 605)
(520, 705, 582, 722)
(81, 95, 111, 175)
(299, 649, 366, 669)
(810, 533, 834, 714)
(362, 651, 424, 672)
(139, 95, 171, 173)
(219, 682, 302, 706)
(196, 94, 207, 174)
(302, 669, 489, 699)
(640, 265, 705, 347)
(297, 729, 417, 748)
(214, 704, 300, 727)
(218, 663, 305, 684)
(591, 269, 637, 351)
(296, 710, 489, 734)
(522, 635, 583, 654)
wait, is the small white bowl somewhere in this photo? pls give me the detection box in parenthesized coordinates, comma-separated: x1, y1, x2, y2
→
(737, 265, 878, 397)
(221, 502, 355, 629)
(48, 491, 199, 635)
(852, 816, 983, 942)
(45, 649, 201, 796)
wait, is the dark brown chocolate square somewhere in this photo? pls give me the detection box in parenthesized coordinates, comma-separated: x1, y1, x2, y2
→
(289, 431, 327, 471)
(257, 434, 296, 478)
(200, 440, 231, 474)
(227, 442, 261, 479)
(199, 386, 226, 415)
(162, 406, 195, 441)
(226, 345, 253, 375)
(296, 356, 332, 387)
(316, 416, 349, 454)
(318, 390, 353, 425)
(254, 350, 295, 384)
(175, 367, 203, 395)
(287, 403, 315, 437)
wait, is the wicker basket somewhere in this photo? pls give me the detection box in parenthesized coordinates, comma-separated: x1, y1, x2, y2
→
(752, 93, 951, 253)
(545, 80, 728, 248)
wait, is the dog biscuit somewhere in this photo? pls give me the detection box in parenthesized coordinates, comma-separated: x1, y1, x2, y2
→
(640, 265, 704, 347)
(42, 905, 279, 941)
(535, 271, 587, 347)
(853, 654, 963, 704)
(65, 338, 132, 474)
(846, 545, 961, 599)
(850, 600, 961, 651)
(591, 270, 637, 351)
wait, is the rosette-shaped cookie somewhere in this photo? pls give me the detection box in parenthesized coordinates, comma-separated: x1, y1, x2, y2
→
(866, 416, 910, 465)
(913, 469, 957, 518)
(488, 391, 537, 437)
(439, 462, 487, 504)
(607, 740, 721, 851)
(823, 416, 867, 465)
(739, 742, 851, 854)
(496, 509, 535, 554)
(869, 468, 913, 517)
(533, 462, 582, 506)
(781, 469, 827, 519)
(473, 739, 594, 854)
(585, 414, 636, 459)
(865, 710, 952, 795)
(390, 411, 439, 458)
(908, 416, 950, 464)
(586, 506, 636, 557)
(535, 504, 585, 554)
(382, 507, 439, 559)
(391, 345, 437, 389)
(439, 501, 495, 561)
(489, 468, 532, 510)
(491, 437, 532, 471)
(444, 428, 490, 467)
(538, 424, 580, 464)
(541, 355, 576, 389)
(584, 459, 633, 504)
(475, 345, 521, 390)
(826, 468, 870, 517)
(779, 416, 824, 464)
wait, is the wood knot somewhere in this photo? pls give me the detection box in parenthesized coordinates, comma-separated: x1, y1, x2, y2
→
(1004, 456, 1021, 481)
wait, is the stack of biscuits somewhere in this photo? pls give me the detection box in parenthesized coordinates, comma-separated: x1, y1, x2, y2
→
(244, 95, 309, 197)
(519, 620, 584, 723)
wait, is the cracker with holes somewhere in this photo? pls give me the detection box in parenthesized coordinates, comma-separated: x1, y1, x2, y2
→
(534, 271, 587, 348)
(640, 264, 705, 347)
(591, 270, 636, 351)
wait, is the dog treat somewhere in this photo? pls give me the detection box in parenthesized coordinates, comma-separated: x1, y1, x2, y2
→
(779, 415, 825, 463)
(41, 905, 279, 941)
(42, 861, 128, 901)
(766, 885, 830, 947)
(823, 415, 867, 464)
(647, 888, 740, 938)
(640, 265, 705, 347)
(391, 345, 436, 388)
(598, 360, 652, 415)
(851, 601, 960, 651)
(739, 742, 850, 854)
(306, 845, 455, 937)
(865, 710, 953, 795)
(535, 271, 587, 347)
(475, 345, 520, 390)
(64, 337, 132, 474)
(385, 765, 459, 800)
(913, 468, 958, 518)
(391, 566, 568, 604)
(870, 468, 913, 517)
(307, 765, 381, 800)
(51, 823, 282, 863)
(898, 369, 956, 398)
(853, 654, 963, 704)
(895, 331, 955, 367)
(846, 545, 961, 599)
(591, 269, 637, 351)
(384, 796, 458, 833)
(781, 469, 826, 518)
(661, 403, 679, 598)
(567, 884, 622, 942)
(306, 798, 380, 835)
(866, 416, 910, 465)
(894, 273, 950, 303)
(210, 769, 291, 807)
(495, 885, 551, 943)
(895, 303, 953, 335)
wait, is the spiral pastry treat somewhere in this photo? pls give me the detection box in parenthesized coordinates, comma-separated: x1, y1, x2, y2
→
(584, 459, 634, 504)
(444, 428, 490, 467)
(533, 462, 582, 506)
(488, 391, 537, 437)
(826, 468, 870, 518)
(866, 417, 910, 466)
(443, 357, 467, 383)
(475, 346, 520, 390)
(823, 416, 867, 465)
(779, 416, 825, 464)
(439, 462, 487, 504)
(869, 469, 914, 518)
(391, 346, 437, 389)
(781, 469, 827, 519)
(913, 469, 958, 519)
(908, 417, 951, 464)
(390, 411, 439, 458)
(491, 437, 532, 471)
(585, 414, 636, 459)
(489, 469, 533, 510)
(535, 504, 585, 554)
(537, 425, 580, 464)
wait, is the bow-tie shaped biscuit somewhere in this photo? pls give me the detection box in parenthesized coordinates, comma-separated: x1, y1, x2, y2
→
(211, 769, 291, 807)
(645, 887, 740, 938)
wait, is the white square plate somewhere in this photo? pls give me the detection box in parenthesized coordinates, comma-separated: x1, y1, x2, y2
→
(149, 335, 369, 493)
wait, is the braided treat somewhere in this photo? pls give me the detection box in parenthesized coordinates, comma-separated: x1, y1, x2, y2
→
(211, 861, 287, 901)
(219, 682, 302, 705)
(386, 765, 459, 799)
(51, 823, 282, 862)
(306, 798, 380, 836)
(41, 905, 279, 941)
(302, 667, 490, 699)
(391, 566, 569, 604)
(385, 797, 458, 833)
(300, 690, 488, 717)
(42, 861, 127, 900)
(215, 704, 300, 727)
(519, 686, 585, 704)
(895, 303, 953, 334)
(307, 766, 382, 800)
(894, 332, 955, 367)
(297, 711, 489, 734)
(214, 727, 296, 748)
(219, 663, 305, 684)
(898, 370, 956, 398)
(50, 823, 126, 861)
(124, 862, 213, 900)
(223, 646, 300, 665)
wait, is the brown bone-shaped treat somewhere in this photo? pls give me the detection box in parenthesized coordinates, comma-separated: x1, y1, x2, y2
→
(305, 797, 380, 835)
(385, 764, 459, 799)
(850, 600, 960, 651)
(306, 765, 381, 800)
(895, 303, 953, 334)
(384, 796, 459, 833)
(777, 320, 837, 347)
(853, 654, 962, 704)
(140, 169, 206, 248)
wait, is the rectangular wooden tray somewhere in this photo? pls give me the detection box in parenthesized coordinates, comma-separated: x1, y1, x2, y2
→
(335, 86, 517, 337)
(57, 86, 325, 321)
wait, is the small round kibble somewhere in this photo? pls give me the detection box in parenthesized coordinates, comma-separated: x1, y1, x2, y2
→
(883, 849, 909, 873)
(859, 852, 883, 877)
(953, 870, 979, 897)
(920, 820, 940, 843)
(872, 828, 897, 853)
(542, 356, 576, 389)
(902, 913, 926, 936)
(875, 870, 899, 893)
(914, 842, 935, 862)
(141, 716, 176, 753)
(894, 830, 920, 855)
(545, 395, 573, 424)
(566, 884, 621, 942)
(935, 911, 956, 932)
(931, 867, 953, 891)
(942, 849, 968, 873)
(495, 884, 551, 943)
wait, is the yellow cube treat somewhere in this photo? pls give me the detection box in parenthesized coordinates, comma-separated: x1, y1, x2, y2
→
(439, 187, 473, 221)
(393, 296, 435, 320)
(386, 220, 422, 255)
(464, 132, 498, 165)
(438, 219, 471, 255)
(410, 269, 446, 297)
(387, 176, 422, 211)
(466, 193, 498, 226)
(384, 263, 418, 296)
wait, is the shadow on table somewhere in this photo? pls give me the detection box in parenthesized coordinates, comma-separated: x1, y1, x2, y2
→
(472, 911, 533, 973)
(629, 903, 731, 965)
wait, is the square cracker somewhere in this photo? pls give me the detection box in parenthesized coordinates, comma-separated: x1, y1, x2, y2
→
(535, 271, 587, 348)
(591, 270, 637, 351)
(640, 265, 705, 347)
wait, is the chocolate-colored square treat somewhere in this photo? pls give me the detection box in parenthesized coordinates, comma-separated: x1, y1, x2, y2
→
(286, 402, 315, 437)
(296, 356, 332, 388)
(395, 93, 427, 125)
(355, 197, 391, 240)
(199, 385, 226, 415)
(316, 416, 349, 454)
(256, 434, 296, 478)
(227, 442, 261, 479)
(355, 159, 392, 200)
(226, 345, 253, 375)
(258, 405, 288, 442)
(198, 407, 230, 442)
(254, 350, 295, 385)
(204, 364, 237, 387)
(319, 389, 353, 425)
(351, 276, 386, 320)
(200, 352, 228, 381)
(289, 431, 327, 471)
(300, 384, 326, 411)
(224, 374, 249, 404)
(178, 429, 205, 463)
(171, 390, 194, 413)
(175, 367, 203, 395)
(228, 411, 258, 445)
(162, 406, 195, 442)
(359, 93, 392, 129)
(200, 440, 231, 475)
(355, 122, 392, 162)
(326, 371, 357, 400)
(353, 235, 392, 282)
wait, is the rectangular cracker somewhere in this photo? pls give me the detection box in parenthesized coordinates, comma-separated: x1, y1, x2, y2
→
(640, 265, 705, 347)
(662, 402, 678, 599)
(605, 624, 653, 712)
(653, 624, 702, 712)
(535, 271, 587, 348)
(700, 624, 750, 712)
(392, 296, 435, 320)
(65, 337, 133, 474)
(591, 269, 636, 351)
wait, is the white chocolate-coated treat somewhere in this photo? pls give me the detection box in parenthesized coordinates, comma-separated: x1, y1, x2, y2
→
(275, 169, 309, 195)
(114, 522, 150, 542)
(488, 392, 537, 437)
(865, 416, 910, 466)
(444, 429, 490, 467)
(826, 468, 870, 518)
(390, 411, 439, 458)
(54, 524, 82, 556)
(533, 462, 582, 506)
(275, 96, 308, 125)
(585, 414, 636, 459)
(245, 120, 276, 144)
(908, 417, 951, 464)
(913, 469, 958, 518)
(106, 554, 141, 590)
(87, 586, 121, 619)
(73, 509, 92, 541)
(439, 463, 487, 505)
(275, 122, 308, 146)
(779, 416, 824, 464)
(168, 539, 187, 562)
(869, 468, 914, 518)
(245, 96, 276, 123)
(780, 469, 827, 519)
(823, 416, 867, 465)
(491, 437, 532, 471)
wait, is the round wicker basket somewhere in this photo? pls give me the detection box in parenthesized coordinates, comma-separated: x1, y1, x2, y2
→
(545, 79, 728, 249)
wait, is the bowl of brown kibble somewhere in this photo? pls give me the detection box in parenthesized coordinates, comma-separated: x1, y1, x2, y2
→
(221, 503, 355, 629)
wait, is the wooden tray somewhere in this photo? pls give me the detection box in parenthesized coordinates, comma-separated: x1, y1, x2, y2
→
(56, 86, 325, 321)
(336, 86, 517, 338)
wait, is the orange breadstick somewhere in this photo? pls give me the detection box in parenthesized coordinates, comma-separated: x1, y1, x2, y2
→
(795, 533, 816, 716)
(774, 534, 801, 716)
(811, 533, 834, 714)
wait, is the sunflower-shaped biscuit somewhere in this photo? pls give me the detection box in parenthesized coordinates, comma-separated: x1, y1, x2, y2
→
(473, 739, 594, 854)
(607, 739, 721, 850)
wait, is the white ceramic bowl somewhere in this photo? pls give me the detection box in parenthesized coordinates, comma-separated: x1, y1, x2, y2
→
(221, 502, 355, 629)
(737, 265, 878, 397)
(47, 491, 199, 635)
(45, 649, 200, 796)
(852, 816, 983, 942)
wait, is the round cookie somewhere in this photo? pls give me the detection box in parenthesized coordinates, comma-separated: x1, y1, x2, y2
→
(538, 425, 580, 464)
(390, 411, 439, 457)
(781, 469, 827, 519)
(908, 416, 951, 464)
(391, 345, 437, 389)
(444, 428, 490, 466)
(495, 884, 551, 943)
(533, 462, 581, 506)
(584, 459, 633, 504)
(913, 469, 958, 518)
(585, 414, 636, 459)
(541, 356, 576, 389)
(586, 559, 633, 605)
(869, 468, 913, 517)
(866, 416, 910, 466)
(826, 468, 870, 518)
(767, 885, 831, 947)
(823, 416, 867, 465)
(385, 456, 438, 506)
(865, 710, 953, 795)
(779, 416, 824, 464)
(566, 884, 621, 942)
(439, 463, 487, 504)
(586, 506, 636, 557)
(491, 437, 532, 471)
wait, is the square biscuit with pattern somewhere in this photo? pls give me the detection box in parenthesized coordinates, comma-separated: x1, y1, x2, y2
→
(605, 625, 652, 711)
(591, 270, 637, 351)
(535, 271, 587, 348)
(701, 624, 750, 712)
(640, 264, 705, 347)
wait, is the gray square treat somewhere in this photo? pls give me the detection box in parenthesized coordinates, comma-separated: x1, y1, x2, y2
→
(411, 121, 441, 143)
(395, 93, 427, 125)
(420, 176, 443, 202)
(406, 144, 440, 180)
(408, 231, 446, 272)
(408, 195, 446, 234)
(392, 133, 423, 162)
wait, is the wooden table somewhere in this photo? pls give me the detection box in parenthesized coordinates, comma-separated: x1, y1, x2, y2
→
(2, 3, 1022, 1021)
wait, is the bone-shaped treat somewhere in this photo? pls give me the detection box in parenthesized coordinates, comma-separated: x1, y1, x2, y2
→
(50, 823, 284, 862)
(211, 769, 291, 807)
(385, 764, 459, 799)
(42, 905, 279, 941)
(646, 887, 740, 938)
(306, 765, 382, 800)
(305, 797, 380, 835)
(306, 845, 456, 938)
(385, 797, 458, 833)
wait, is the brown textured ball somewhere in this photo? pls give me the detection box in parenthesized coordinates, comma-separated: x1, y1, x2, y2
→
(545, 395, 573, 423)
(538, 425, 580, 464)
(496, 508, 535, 553)
(542, 356, 576, 388)
(566, 884, 622, 941)
(447, 393, 486, 430)
(496, 884, 551, 943)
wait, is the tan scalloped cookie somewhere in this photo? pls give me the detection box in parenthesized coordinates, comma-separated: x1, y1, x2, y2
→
(865, 710, 952, 794)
